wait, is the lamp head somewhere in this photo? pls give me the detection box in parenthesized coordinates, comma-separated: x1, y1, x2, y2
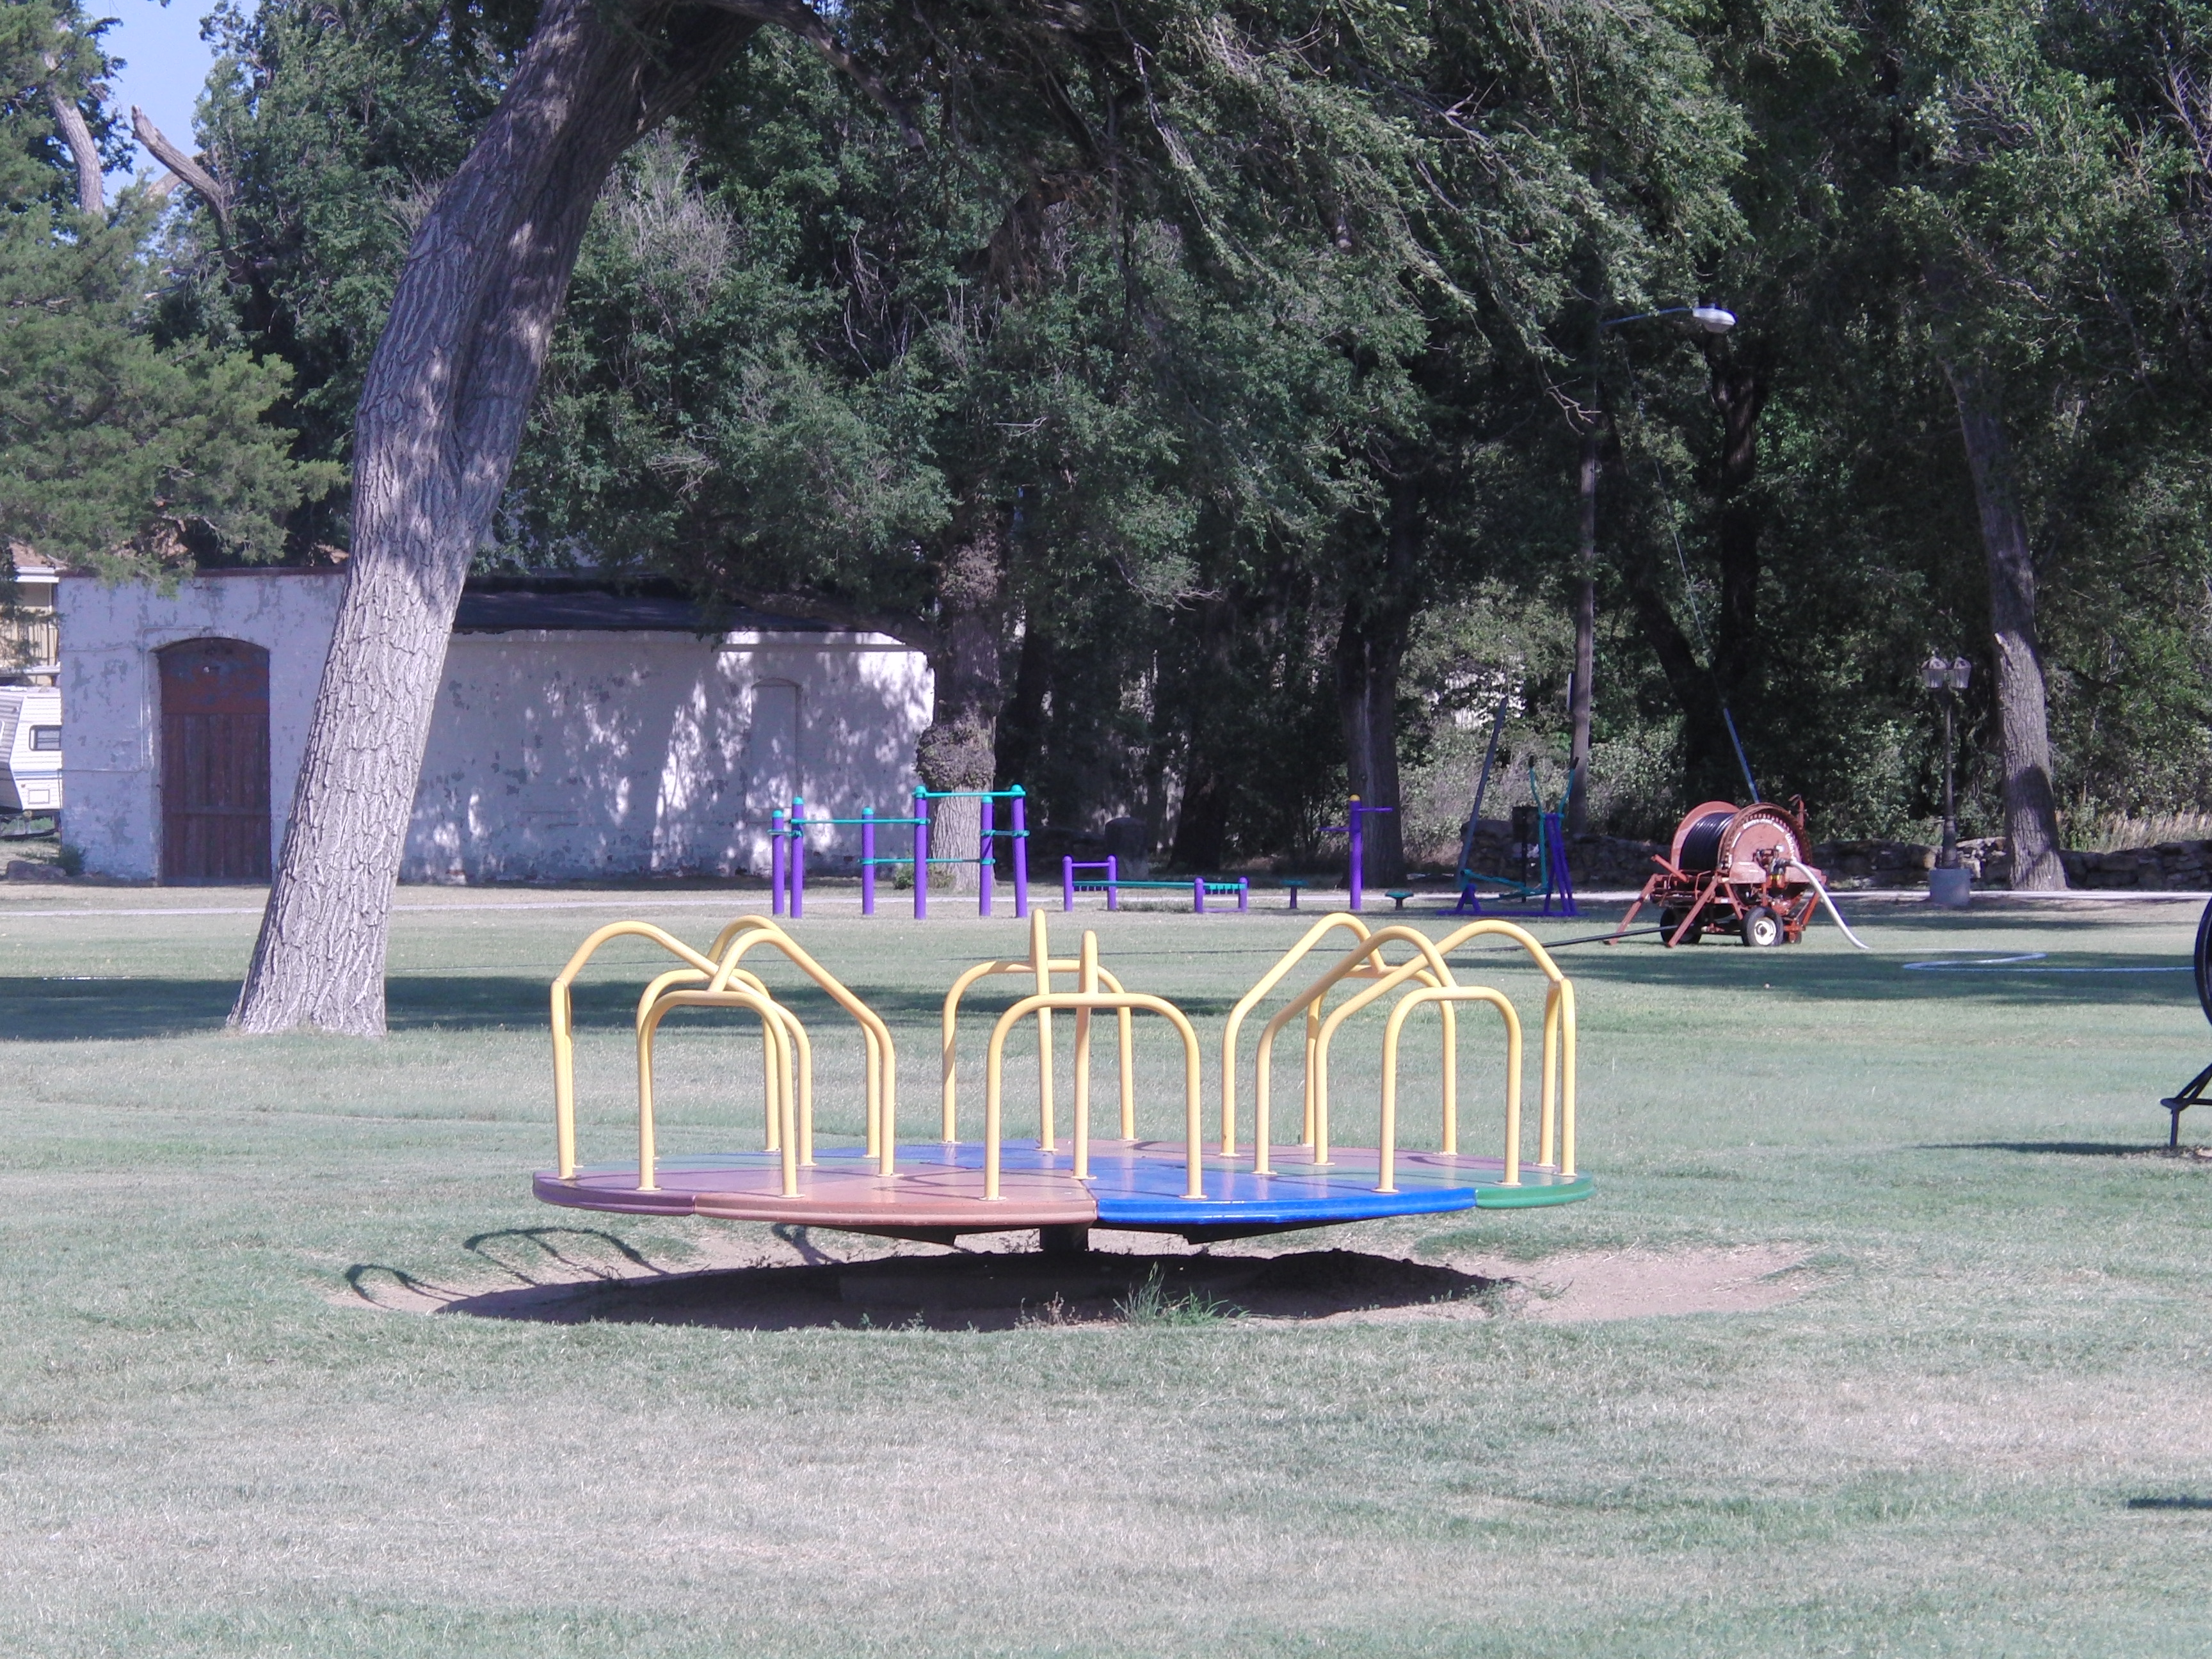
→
(1922, 653, 1949, 691)
(1692, 305, 1737, 333)
(1950, 655, 1972, 690)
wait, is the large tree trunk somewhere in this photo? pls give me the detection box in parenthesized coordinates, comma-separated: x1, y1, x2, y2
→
(232, 1, 758, 1034)
(1335, 477, 1421, 885)
(1168, 599, 1236, 870)
(1704, 337, 1768, 709)
(915, 505, 1010, 894)
(1941, 360, 2065, 890)
(1619, 553, 1734, 801)
(1566, 422, 1597, 833)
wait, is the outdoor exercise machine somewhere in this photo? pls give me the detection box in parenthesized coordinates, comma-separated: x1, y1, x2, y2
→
(2159, 895, 2212, 1147)
(1612, 798, 1857, 948)
(1324, 796, 1394, 911)
(771, 786, 1032, 920)
(534, 908, 1592, 1242)
(1062, 856, 1250, 913)
(1450, 756, 1579, 920)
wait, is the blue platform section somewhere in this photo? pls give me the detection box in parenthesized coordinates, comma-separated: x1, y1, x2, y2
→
(538, 1137, 1592, 1236)
(1075, 1139, 1589, 1224)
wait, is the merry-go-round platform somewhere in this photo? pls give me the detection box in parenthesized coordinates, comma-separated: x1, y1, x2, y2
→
(536, 910, 1592, 1246)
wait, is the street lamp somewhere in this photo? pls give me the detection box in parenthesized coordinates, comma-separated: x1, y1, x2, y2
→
(1566, 302, 1738, 833)
(1922, 653, 1973, 904)
(1600, 303, 1738, 333)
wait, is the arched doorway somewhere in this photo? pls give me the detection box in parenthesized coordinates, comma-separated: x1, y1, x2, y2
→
(159, 637, 271, 882)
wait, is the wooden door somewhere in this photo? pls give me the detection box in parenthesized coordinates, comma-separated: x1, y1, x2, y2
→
(159, 638, 271, 882)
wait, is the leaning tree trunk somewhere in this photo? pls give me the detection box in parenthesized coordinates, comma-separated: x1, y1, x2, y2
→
(914, 506, 1011, 895)
(1941, 361, 2065, 890)
(232, 1, 758, 1033)
(1334, 476, 1422, 885)
(1566, 421, 1598, 833)
(1704, 337, 1768, 712)
(46, 85, 103, 216)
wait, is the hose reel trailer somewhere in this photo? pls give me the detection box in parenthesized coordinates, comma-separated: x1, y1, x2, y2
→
(1618, 799, 1823, 948)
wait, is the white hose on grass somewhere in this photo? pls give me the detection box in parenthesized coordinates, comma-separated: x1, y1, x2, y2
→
(1777, 857, 1873, 951)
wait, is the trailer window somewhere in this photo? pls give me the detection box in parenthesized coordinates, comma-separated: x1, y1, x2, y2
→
(29, 726, 60, 751)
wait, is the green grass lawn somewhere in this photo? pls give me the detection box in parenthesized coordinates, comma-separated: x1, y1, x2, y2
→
(3, 885, 2210, 1656)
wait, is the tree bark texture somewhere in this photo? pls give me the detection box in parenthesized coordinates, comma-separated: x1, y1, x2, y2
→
(232, 1, 758, 1033)
(1335, 477, 1421, 885)
(1941, 360, 2066, 889)
(914, 506, 1010, 894)
(1167, 599, 1236, 871)
(1566, 422, 1598, 833)
(1704, 337, 1768, 707)
(1619, 549, 1734, 801)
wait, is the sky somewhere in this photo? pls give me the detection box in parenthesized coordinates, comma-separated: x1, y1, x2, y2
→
(94, 1, 225, 184)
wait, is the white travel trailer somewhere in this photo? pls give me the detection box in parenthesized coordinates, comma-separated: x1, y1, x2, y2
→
(0, 687, 62, 814)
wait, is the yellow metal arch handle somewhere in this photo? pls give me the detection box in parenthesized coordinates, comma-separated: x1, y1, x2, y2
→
(1379, 986, 1521, 1192)
(550, 922, 724, 1179)
(636, 965, 769, 1031)
(1295, 918, 1573, 1178)
(637, 988, 808, 1197)
(1304, 958, 1454, 1166)
(1416, 918, 1574, 1174)
(984, 991, 1205, 1201)
(1249, 926, 1461, 1171)
(1217, 912, 1372, 1155)
(637, 965, 790, 1150)
(942, 958, 1132, 1142)
(1423, 917, 1567, 984)
(714, 927, 886, 1157)
(704, 913, 794, 965)
(714, 926, 899, 1175)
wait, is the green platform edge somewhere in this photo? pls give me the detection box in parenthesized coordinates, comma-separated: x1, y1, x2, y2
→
(1473, 1173, 1594, 1208)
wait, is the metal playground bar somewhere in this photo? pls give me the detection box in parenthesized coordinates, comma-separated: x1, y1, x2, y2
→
(1062, 856, 1250, 913)
(771, 786, 1032, 920)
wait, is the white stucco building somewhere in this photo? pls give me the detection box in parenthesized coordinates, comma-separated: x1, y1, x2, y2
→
(60, 569, 932, 883)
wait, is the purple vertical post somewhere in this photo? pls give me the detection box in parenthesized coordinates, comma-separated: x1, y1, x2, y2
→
(1237, 878, 1249, 913)
(861, 808, 876, 917)
(1011, 789, 1029, 918)
(913, 790, 929, 920)
(1063, 855, 1075, 912)
(789, 797, 806, 919)
(1192, 877, 1205, 914)
(978, 795, 995, 917)
(771, 808, 787, 916)
(1106, 854, 1119, 913)
(1347, 795, 1365, 912)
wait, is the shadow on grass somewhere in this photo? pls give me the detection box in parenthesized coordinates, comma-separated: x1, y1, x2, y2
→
(408, 1244, 1507, 1332)
(1916, 1140, 2164, 1158)
(0, 894, 2196, 1042)
(2127, 1496, 2212, 1511)
(0, 974, 1238, 1042)
(1540, 942, 2198, 1007)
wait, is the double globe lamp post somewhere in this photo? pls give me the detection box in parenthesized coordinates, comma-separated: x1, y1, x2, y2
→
(1923, 653, 1974, 906)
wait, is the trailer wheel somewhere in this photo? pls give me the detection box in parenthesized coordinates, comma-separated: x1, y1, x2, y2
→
(1660, 909, 1701, 945)
(1740, 906, 1783, 948)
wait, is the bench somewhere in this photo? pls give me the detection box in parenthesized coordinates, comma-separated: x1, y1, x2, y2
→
(1281, 878, 1310, 911)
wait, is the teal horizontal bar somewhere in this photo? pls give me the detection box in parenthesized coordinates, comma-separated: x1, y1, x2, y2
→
(1073, 879, 1246, 892)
